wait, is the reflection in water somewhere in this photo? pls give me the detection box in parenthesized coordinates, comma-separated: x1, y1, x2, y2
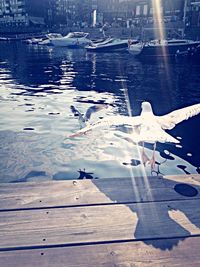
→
(0, 42, 200, 182)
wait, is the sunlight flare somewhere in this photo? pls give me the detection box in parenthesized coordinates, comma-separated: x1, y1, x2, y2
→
(121, 84, 154, 203)
(152, 0, 165, 40)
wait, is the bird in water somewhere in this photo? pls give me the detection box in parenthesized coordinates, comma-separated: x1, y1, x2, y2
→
(70, 102, 200, 170)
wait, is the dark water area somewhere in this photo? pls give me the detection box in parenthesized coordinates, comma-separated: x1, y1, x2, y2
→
(0, 42, 200, 182)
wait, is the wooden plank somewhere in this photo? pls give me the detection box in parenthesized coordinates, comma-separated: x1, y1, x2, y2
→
(0, 199, 200, 249)
(0, 236, 200, 267)
(0, 174, 199, 210)
(163, 174, 200, 185)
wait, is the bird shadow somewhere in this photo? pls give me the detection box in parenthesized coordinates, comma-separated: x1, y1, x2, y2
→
(77, 168, 98, 179)
(91, 175, 200, 251)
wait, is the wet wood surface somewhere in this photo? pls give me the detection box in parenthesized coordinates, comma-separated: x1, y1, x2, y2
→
(0, 174, 200, 266)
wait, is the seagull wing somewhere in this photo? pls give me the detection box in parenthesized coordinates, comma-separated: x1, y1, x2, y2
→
(70, 105, 86, 128)
(69, 115, 142, 138)
(140, 127, 179, 143)
(157, 103, 200, 130)
(70, 105, 82, 117)
(84, 104, 107, 121)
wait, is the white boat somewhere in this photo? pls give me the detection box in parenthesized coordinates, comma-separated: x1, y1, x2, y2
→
(128, 39, 200, 57)
(49, 32, 91, 47)
(24, 37, 44, 45)
(38, 33, 63, 45)
(86, 38, 135, 52)
(24, 33, 62, 45)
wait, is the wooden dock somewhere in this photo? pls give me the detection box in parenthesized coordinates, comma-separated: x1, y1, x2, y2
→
(0, 174, 200, 266)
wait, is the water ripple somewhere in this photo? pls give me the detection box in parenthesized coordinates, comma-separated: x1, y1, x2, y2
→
(0, 42, 200, 182)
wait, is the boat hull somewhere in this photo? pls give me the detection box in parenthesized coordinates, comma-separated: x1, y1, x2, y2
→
(50, 38, 91, 48)
(129, 40, 200, 57)
(86, 41, 128, 52)
(141, 42, 200, 56)
(176, 45, 200, 63)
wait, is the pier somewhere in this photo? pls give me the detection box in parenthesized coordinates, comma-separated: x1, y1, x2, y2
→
(0, 174, 200, 266)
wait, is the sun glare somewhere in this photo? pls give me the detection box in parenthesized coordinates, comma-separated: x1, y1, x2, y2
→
(119, 2, 171, 202)
(152, 0, 171, 90)
(152, 0, 166, 40)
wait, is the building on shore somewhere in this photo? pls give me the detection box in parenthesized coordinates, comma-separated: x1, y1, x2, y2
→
(0, 0, 199, 38)
(0, 0, 28, 26)
(44, 0, 97, 28)
(0, 0, 47, 26)
(95, 0, 185, 27)
(186, 0, 200, 27)
(95, 0, 199, 39)
(184, 0, 200, 39)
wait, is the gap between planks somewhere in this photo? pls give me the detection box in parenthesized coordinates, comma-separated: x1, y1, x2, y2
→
(0, 174, 199, 211)
(0, 199, 200, 249)
(0, 236, 200, 267)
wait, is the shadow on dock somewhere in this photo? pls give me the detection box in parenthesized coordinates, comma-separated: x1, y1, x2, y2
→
(92, 175, 200, 250)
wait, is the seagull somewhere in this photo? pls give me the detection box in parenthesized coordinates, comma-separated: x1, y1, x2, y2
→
(70, 102, 200, 169)
(70, 104, 108, 129)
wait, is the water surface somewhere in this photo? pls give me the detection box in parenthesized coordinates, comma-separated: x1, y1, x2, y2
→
(0, 42, 200, 182)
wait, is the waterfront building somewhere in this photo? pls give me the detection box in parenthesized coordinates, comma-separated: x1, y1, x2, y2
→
(45, 0, 95, 27)
(0, 0, 46, 27)
(113, 0, 185, 25)
(87, 0, 186, 31)
(187, 0, 200, 26)
(96, 0, 132, 26)
(96, 0, 200, 38)
(0, 0, 28, 26)
(26, 0, 46, 27)
(0, 0, 199, 37)
(184, 0, 200, 39)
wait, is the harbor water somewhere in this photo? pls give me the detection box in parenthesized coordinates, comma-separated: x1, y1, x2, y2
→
(0, 42, 200, 182)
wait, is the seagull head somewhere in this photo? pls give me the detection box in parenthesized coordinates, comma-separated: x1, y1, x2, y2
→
(141, 102, 153, 113)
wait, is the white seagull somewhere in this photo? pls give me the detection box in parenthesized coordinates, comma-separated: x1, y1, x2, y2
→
(70, 102, 200, 169)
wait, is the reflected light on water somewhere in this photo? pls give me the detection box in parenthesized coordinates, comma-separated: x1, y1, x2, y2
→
(0, 42, 199, 182)
(152, 0, 172, 113)
(152, 0, 168, 71)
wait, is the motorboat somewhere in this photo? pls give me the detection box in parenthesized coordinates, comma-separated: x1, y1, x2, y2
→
(86, 38, 137, 52)
(49, 32, 91, 47)
(24, 37, 44, 45)
(38, 33, 63, 45)
(24, 33, 62, 45)
(128, 39, 200, 57)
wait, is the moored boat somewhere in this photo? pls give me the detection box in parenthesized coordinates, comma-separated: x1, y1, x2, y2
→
(24, 37, 43, 45)
(128, 39, 200, 57)
(38, 33, 63, 45)
(86, 38, 137, 52)
(49, 32, 91, 48)
(23, 33, 62, 45)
